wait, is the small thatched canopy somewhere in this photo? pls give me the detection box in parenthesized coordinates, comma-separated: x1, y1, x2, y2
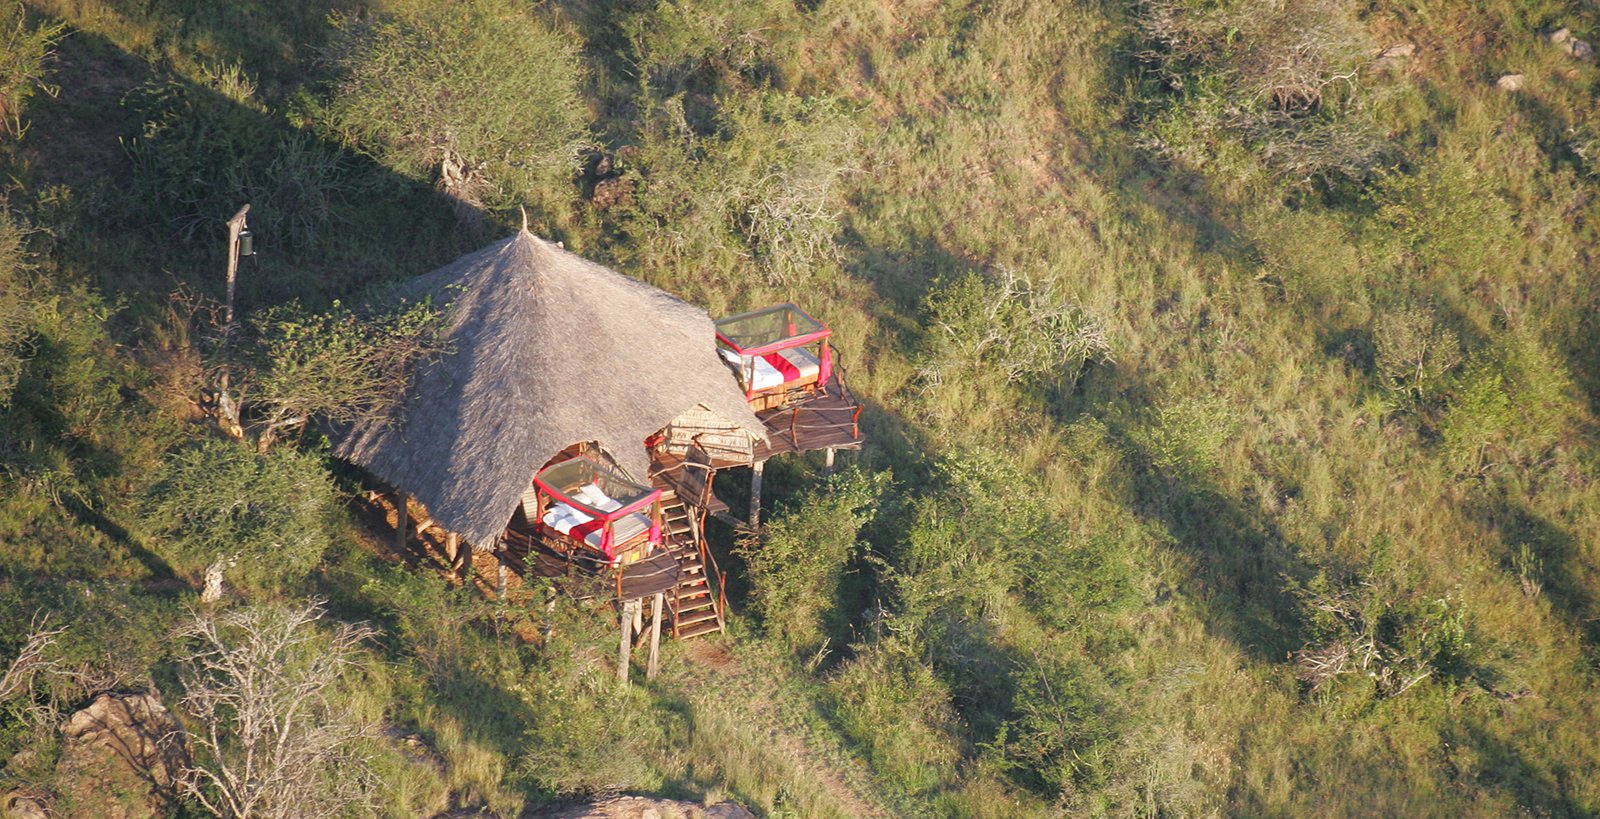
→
(336, 228, 765, 547)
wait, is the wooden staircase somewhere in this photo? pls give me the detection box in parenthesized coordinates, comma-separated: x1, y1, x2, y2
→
(658, 490, 726, 640)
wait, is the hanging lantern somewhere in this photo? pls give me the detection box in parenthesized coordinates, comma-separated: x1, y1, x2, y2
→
(238, 227, 255, 257)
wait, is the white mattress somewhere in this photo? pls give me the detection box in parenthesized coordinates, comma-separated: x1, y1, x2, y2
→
(720, 347, 821, 391)
(541, 482, 650, 550)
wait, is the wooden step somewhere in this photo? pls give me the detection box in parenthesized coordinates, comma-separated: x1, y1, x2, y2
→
(676, 608, 719, 628)
(676, 618, 723, 639)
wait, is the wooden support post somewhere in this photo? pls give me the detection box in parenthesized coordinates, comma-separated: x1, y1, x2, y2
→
(749, 459, 766, 530)
(393, 493, 409, 553)
(824, 447, 836, 474)
(646, 593, 664, 681)
(496, 552, 508, 601)
(618, 598, 640, 686)
(214, 205, 249, 440)
(633, 600, 644, 635)
(444, 532, 460, 574)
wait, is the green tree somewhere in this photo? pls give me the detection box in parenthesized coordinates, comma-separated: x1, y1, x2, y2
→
(325, 0, 589, 217)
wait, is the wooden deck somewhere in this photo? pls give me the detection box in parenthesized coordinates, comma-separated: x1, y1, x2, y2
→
(753, 380, 865, 459)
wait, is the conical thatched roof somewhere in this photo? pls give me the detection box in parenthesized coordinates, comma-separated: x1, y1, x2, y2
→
(336, 229, 766, 546)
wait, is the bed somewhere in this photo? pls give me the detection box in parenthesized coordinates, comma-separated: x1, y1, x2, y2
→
(714, 303, 833, 411)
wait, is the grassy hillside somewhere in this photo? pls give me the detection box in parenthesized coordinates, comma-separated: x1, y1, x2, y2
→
(2, 0, 1599, 815)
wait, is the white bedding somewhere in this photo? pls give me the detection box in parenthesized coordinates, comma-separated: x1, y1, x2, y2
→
(541, 482, 650, 550)
(719, 347, 821, 391)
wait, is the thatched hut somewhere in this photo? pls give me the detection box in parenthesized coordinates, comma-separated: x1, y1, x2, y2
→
(335, 227, 766, 552)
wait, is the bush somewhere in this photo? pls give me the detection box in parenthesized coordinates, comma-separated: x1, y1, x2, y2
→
(0, 2, 66, 139)
(123, 73, 351, 246)
(827, 642, 962, 799)
(1134, 0, 1384, 182)
(1439, 330, 1576, 473)
(236, 295, 449, 451)
(621, 90, 858, 287)
(325, 0, 589, 216)
(138, 440, 341, 591)
(1135, 396, 1238, 480)
(996, 650, 1118, 796)
(918, 269, 1113, 392)
(1373, 307, 1460, 408)
(0, 210, 37, 406)
(740, 468, 889, 658)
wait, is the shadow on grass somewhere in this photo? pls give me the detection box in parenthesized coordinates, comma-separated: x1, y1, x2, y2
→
(1475, 497, 1600, 649)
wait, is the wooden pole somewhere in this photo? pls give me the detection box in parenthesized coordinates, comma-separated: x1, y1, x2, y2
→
(646, 593, 664, 681)
(444, 532, 460, 574)
(824, 447, 835, 474)
(393, 492, 409, 553)
(496, 554, 508, 601)
(215, 204, 249, 440)
(618, 598, 639, 686)
(749, 459, 766, 530)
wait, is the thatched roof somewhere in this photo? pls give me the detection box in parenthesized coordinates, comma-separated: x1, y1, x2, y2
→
(335, 228, 766, 546)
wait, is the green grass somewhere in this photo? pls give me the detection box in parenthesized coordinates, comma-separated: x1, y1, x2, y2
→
(1, 0, 1599, 815)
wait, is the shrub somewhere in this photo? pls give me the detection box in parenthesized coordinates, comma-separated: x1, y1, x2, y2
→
(0, 210, 37, 406)
(1290, 551, 1477, 699)
(236, 295, 449, 451)
(1135, 396, 1238, 480)
(740, 468, 889, 658)
(174, 600, 380, 818)
(0, 2, 66, 139)
(325, 0, 589, 216)
(918, 269, 1113, 391)
(622, 90, 858, 286)
(1373, 307, 1460, 408)
(1369, 156, 1517, 279)
(138, 440, 341, 592)
(123, 74, 350, 246)
(996, 649, 1118, 796)
(1439, 330, 1576, 472)
(1133, 0, 1384, 182)
(827, 642, 962, 799)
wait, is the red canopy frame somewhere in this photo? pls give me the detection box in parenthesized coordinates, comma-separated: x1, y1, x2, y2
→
(533, 456, 662, 561)
(714, 303, 833, 402)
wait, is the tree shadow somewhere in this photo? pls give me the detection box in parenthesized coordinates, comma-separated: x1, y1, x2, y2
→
(1447, 718, 1588, 817)
(1473, 497, 1600, 648)
(1111, 427, 1313, 663)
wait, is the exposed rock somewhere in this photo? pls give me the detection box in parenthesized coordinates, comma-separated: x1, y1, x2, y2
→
(524, 796, 756, 819)
(1544, 27, 1594, 60)
(1496, 73, 1526, 91)
(1373, 43, 1417, 72)
(55, 692, 188, 819)
(2, 790, 48, 819)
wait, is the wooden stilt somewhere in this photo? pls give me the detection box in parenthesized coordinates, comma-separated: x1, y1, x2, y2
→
(633, 600, 644, 635)
(496, 554, 508, 601)
(824, 447, 836, 474)
(749, 459, 766, 530)
(393, 492, 409, 552)
(646, 593, 664, 681)
(444, 532, 460, 574)
(618, 598, 639, 686)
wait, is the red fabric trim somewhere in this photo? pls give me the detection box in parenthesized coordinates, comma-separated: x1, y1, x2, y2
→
(569, 516, 606, 543)
(763, 351, 801, 383)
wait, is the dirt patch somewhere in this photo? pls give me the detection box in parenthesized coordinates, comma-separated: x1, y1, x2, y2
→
(523, 795, 753, 819)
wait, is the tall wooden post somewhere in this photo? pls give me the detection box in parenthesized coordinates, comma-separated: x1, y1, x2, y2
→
(824, 447, 836, 475)
(618, 598, 640, 686)
(215, 204, 250, 440)
(444, 532, 460, 574)
(749, 459, 766, 530)
(393, 492, 409, 553)
(646, 593, 664, 681)
(496, 554, 508, 601)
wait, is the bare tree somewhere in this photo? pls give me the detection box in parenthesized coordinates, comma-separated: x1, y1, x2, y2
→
(0, 613, 65, 703)
(173, 601, 379, 819)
